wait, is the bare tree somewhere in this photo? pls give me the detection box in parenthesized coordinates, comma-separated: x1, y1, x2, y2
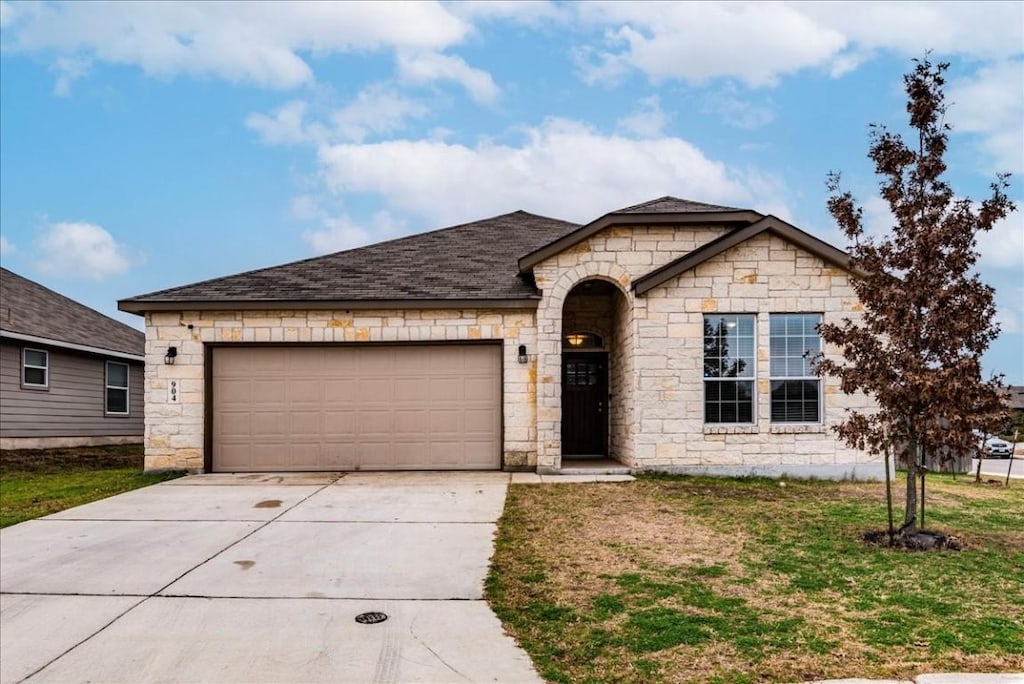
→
(819, 56, 1014, 538)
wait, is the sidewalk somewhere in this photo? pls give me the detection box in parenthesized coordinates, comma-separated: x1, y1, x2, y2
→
(805, 673, 1024, 683)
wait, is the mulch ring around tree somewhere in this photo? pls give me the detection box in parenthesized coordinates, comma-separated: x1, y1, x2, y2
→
(863, 529, 963, 551)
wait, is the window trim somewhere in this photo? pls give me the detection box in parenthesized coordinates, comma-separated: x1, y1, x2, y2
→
(21, 347, 49, 389)
(702, 313, 757, 425)
(105, 360, 130, 416)
(769, 313, 823, 424)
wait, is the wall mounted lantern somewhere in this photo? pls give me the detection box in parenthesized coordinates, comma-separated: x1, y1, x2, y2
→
(517, 344, 528, 364)
(164, 346, 178, 365)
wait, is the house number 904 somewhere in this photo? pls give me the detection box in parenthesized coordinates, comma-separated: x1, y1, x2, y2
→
(168, 380, 180, 404)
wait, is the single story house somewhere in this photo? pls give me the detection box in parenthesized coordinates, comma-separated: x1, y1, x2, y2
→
(118, 197, 878, 478)
(1, 268, 144, 449)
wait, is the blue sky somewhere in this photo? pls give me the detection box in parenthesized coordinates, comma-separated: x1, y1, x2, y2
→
(1, 1, 1022, 381)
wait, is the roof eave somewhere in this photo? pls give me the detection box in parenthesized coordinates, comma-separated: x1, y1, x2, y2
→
(633, 215, 855, 296)
(518, 210, 763, 273)
(118, 297, 542, 315)
(0, 329, 144, 361)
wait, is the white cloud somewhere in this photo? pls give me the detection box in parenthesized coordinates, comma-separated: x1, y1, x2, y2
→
(50, 55, 90, 96)
(995, 305, 1021, 335)
(575, 2, 847, 87)
(35, 221, 135, 280)
(948, 60, 1024, 174)
(3, 1, 471, 90)
(702, 85, 775, 129)
(573, 1, 1023, 88)
(0, 236, 16, 257)
(303, 210, 407, 253)
(977, 214, 1024, 271)
(245, 100, 317, 145)
(0, 0, 15, 28)
(332, 85, 430, 142)
(450, 1, 568, 26)
(315, 117, 786, 226)
(397, 51, 500, 104)
(616, 95, 667, 138)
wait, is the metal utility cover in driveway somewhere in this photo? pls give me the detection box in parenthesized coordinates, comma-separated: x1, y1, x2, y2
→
(0, 471, 541, 684)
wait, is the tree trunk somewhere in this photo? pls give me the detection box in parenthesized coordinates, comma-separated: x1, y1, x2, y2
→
(902, 440, 919, 534)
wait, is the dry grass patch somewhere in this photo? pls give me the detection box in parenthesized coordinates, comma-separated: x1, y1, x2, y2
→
(486, 474, 1024, 683)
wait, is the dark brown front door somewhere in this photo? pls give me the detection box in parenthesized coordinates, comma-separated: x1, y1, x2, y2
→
(562, 352, 608, 456)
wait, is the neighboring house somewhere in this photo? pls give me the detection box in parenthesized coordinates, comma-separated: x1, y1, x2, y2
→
(1, 268, 145, 449)
(119, 197, 877, 477)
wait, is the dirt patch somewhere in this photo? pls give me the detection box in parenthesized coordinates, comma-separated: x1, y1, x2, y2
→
(1, 445, 143, 474)
(254, 499, 282, 508)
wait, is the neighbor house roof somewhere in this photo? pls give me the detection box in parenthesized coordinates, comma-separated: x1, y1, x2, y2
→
(633, 215, 853, 296)
(1008, 386, 1024, 411)
(1, 268, 145, 359)
(119, 211, 581, 313)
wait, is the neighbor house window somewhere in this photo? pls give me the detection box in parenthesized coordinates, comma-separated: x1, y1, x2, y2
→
(106, 361, 129, 415)
(770, 314, 822, 423)
(703, 314, 755, 423)
(22, 348, 48, 388)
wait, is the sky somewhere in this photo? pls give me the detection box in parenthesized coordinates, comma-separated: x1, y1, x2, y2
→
(0, 0, 1022, 381)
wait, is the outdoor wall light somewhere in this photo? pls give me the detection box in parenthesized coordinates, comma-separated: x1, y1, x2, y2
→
(566, 334, 586, 347)
(164, 346, 178, 365)
(518, 344, 528, 364)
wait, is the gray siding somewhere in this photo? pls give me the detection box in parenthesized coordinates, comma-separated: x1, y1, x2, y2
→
(0, 341, 144, 438)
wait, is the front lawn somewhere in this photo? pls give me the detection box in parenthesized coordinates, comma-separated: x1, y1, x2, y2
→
(0, 445, 183, 527)
(486, 474, 1024, 683)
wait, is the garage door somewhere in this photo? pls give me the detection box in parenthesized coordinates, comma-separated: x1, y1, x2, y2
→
(211, 345, 501, 472)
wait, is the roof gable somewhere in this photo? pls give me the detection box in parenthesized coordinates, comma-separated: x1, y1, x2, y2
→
(613, 196, 742, 214)
(518, 196, 761, 272)
(0, 268, 145, 356)
(633, 215, 853, 296)
(120, 211, 580, 313)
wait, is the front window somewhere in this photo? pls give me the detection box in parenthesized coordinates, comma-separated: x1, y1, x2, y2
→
(703, 314, 755, 423)
(106, 361, 129, 415)
(770, 314, 822, 422)
(22, 348, 48, 388)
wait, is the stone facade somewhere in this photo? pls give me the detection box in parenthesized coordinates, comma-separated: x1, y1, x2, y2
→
(144, 309, 538, 472)
(531, 225, 876, 477)
(143, 222, 877, 478)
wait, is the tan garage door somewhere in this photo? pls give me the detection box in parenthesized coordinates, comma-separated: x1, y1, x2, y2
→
(211, 345, 501, 472)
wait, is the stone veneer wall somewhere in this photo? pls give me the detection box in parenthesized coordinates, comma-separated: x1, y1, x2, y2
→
(143, 309, 538, 472)
(633, 232, 876, 475)
(533, 225, 877, 477)
(532, 225, 731, 471)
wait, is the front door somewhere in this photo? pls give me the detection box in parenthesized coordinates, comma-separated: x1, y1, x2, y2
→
(561, 352, 608, 457)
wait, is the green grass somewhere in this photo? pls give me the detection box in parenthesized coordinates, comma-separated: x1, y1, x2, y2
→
(1, 445, 183, 527)
(486, 474, 1024, 683)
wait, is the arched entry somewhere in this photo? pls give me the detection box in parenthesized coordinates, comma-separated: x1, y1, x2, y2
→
(561, 278, 629, 462)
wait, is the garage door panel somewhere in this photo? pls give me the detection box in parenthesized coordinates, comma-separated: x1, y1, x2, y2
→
(324, 379, 356, 401)
(287, 443, 321, 468)
(251, 380, 285, 404)
(216, 379, 252, 404)
(212, 345, 501, 472)
(359, 443, 394, 468)
(289, 412, 321, 435)
(286, 379, 322, 403)
(323, 411, 356, 436)
(464, 409, 497, 433)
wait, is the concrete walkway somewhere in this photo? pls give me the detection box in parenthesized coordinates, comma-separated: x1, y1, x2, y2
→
(805, 676, 1023, 683)
(0, 472, 542, 684)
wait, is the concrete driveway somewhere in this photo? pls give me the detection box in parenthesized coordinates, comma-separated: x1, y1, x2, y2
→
(0, 472, 541, 684)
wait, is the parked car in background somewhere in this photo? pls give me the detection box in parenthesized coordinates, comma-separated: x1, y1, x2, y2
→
(984, 436, 1013, 459)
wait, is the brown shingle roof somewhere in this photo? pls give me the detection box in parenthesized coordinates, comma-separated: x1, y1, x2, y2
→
(120, 211, 580, 312)
(613, 196, 742, 214)
(1, 268, 144, 356)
